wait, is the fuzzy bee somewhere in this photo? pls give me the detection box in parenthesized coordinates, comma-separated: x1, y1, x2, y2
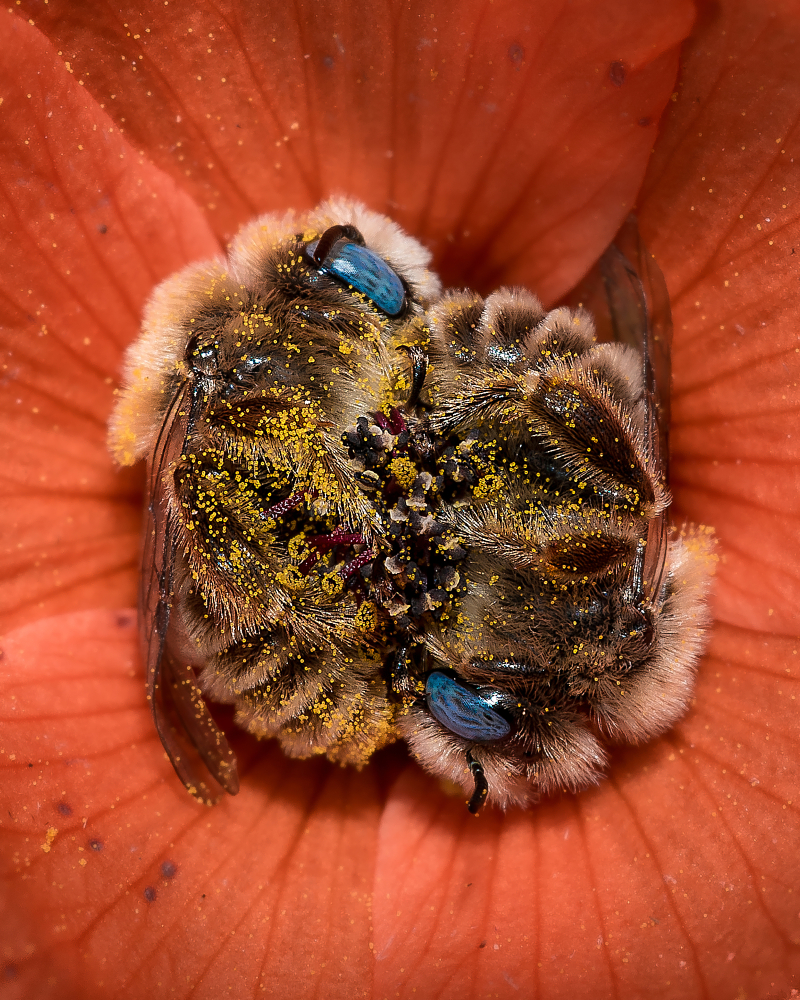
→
(109, 199, 713, 811)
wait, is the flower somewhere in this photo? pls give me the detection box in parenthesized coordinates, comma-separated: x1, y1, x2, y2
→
(1, 1, 798, 998)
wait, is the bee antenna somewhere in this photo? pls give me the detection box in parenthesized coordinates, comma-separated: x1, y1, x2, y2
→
(311, 224, 364, 265)
(466, 751, 489, 814)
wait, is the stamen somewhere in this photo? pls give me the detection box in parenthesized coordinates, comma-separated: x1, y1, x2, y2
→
(386, 408, 407, 435)
(298, 530, 369, 576)
(340, 549, 373, 581)
(306, 531, 367, 553)
(262, 493, 305, 519)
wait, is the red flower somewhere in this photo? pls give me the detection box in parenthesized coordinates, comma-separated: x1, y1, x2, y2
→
(1, 2, 798, 997)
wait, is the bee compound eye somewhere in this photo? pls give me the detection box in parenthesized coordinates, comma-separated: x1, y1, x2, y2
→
(424, 671, 512, 742)
(307, 229, 406, 317)
(185, 334, 219, 376)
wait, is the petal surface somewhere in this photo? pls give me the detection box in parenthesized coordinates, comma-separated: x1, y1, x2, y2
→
(0, 11, 219, 633)
(20, 0, 693, 302)
(372, 623, 800, 1000)
(1, 610, 381, 1000)
(640, 0, 800, 636)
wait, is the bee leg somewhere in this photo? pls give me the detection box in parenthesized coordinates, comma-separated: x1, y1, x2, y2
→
(389, 645, 420, 696)
(397, 343, 429, 408)
(466, 751, 489, 814)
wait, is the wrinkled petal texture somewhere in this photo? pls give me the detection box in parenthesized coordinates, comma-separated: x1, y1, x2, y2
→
(0, 12, 220, 633)
(640, 0, 800, 639)
(1, 1, 799, 1000)
(1, 610, 382, 1000)
(17, 0, 692, 302)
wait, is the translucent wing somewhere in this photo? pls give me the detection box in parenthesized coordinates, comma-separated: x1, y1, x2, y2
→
(140, 381, 240, 802)
(598, 216, 673, 604)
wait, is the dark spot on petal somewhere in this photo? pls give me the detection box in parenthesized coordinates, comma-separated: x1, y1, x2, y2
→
(56, 802, 72, 817)
(323, 55, 334, 69)
(3, 964, 18, 980)
(98, 224, 108, 234)
(115, 612, 134, 629)
(478, 941, 486, 949)
(161, 860, 177, 879)
(0, 649, 4, 661)
(508, 43, 524, 65)
(638, 117, 652, 127)
(144, 886, 156, 902)
(201, 893, 206, 899)
(609, 61, 625, 87)
(27, 763, 33, 768)
(89, 839, 103, 851)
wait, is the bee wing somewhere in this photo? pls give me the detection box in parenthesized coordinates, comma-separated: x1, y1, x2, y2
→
(141, 383, 239, 801)
(139, 385, 186, 676)
(599, 216, 673, 603)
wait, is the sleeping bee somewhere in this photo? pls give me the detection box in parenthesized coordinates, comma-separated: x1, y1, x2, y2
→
(108, 199, 714, 811)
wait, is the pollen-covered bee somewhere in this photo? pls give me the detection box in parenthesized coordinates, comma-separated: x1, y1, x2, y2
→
(109, 199, 714, 811)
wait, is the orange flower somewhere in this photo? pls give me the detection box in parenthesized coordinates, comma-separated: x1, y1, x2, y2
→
(1, 2, 798, 998)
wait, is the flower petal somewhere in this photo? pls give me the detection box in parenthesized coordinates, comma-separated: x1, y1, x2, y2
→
(639, 0, 800, 634)
(22, 0, 694, 301)
(373, 623, 800, 999)
(1, 610, 382, 997)
(0, 11, 219, 632)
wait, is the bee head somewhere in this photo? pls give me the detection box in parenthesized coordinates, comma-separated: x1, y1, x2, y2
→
(422, 670, 519, 813)
(399, 659, 608, 811)
(305, 223, 409, 318)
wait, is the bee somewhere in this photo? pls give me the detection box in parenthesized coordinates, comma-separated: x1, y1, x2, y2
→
(109, 200, 714, 811)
